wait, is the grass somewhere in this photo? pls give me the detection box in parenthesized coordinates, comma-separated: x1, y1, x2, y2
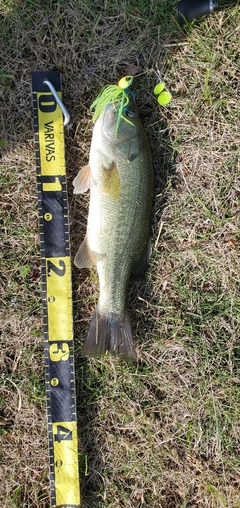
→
(1, 0, 240, 507)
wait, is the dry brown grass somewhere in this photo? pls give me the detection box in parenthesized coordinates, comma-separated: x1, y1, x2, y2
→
(1, 0, 240, 507)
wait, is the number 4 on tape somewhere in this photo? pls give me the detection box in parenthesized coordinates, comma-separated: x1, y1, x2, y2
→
(31, 71, 80, 508)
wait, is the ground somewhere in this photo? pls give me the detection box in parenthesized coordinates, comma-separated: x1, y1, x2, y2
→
(0, 1, 240, 507)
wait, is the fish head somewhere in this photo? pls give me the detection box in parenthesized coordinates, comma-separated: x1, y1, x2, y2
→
(100, 100, 140, 142)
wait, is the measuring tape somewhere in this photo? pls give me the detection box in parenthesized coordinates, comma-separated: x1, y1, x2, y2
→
(31, 71, 80, 508)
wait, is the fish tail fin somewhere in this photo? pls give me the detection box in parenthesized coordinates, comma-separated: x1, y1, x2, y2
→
(81, 307, 137, 363)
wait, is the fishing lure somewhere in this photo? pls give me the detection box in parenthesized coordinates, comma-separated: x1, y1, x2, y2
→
(90, 75, 134, 135)
(154, 82, 172, 105)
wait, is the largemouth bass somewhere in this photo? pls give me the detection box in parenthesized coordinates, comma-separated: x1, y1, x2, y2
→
(73, 98, 154, 362)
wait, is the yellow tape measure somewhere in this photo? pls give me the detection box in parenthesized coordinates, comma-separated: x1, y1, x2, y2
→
(31, 71, 80, 508)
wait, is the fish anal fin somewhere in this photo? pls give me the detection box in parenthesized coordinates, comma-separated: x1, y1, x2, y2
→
(131, 239, 152, 279)
(74, 235, 95, 268)
(73, 164, 93, 194)
(81, 307, 137, 363)
(102, 161, 120, 200)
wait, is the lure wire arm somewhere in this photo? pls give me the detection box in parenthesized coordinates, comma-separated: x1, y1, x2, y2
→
(43, 79, 70, 126)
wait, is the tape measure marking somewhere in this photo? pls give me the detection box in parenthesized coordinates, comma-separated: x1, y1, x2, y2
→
(32, 71, 80, 508)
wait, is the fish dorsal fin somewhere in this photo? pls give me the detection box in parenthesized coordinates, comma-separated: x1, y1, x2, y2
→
(74, 235, 95, 268)
(102, 161, 120, 200)
(73, 164, 93, 194)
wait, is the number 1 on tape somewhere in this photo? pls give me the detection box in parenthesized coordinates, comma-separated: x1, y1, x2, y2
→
(31, 71, 80, 508)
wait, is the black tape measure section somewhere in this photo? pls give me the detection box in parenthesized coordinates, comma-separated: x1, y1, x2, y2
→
(32, 70, 61, 96)
(38, 176, 67, 258)
(45, 347, 75, 422)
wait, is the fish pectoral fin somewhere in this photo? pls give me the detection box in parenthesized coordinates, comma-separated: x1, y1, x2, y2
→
(74, 235, 95, 268)
(131, 239, 152, 279)
(127, 139, 140, 162)
(127, 150, 139, 163)
(73, 164, 93, 194)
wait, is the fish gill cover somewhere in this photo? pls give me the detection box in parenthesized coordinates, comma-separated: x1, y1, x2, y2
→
(90, 75, 134, 135)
